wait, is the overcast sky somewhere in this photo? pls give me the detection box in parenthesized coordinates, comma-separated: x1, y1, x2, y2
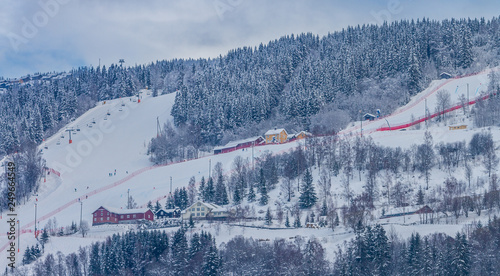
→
(0, 0, 498, 78)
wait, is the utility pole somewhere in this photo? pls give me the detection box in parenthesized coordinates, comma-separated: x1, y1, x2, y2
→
(467, 83, 470, 115)
(156, 117, 162, 137)
(127, 189, 130, 209)
(359, 110, 363, 137)
(34, 203, 37, 239)
(80, 201, 83, 230)
(252, 141, 255, 170)
(384, 118, 391, 131)
(170, 176, 172, 194)
(425, 98, 428, 127)
(209, 159, 211, 179)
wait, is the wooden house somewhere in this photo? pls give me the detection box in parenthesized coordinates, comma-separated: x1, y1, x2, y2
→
(214, 136, 264, 155)
(449, 125, 467, 130)
(265, 128, 288, 144)
(440, 72, 452, 79)
(364, 113, 377, 121)
(380, 205, 433, 219)
(92, 206, 154, 226)
(181, 201, 229, 220)
(155, 208, 181, 219)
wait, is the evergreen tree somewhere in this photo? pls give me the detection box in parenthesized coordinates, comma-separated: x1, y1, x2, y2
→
(247, 183, 256, 202)
(199, 176, 206, 201)
(293, 213, 301, 228)
(189, 214, 195, 228)
(179, 187, 189, 209)
(205, 177, 215, 203)
(407, 50, 422, 96)
(259, 182, 269, 205)
(417, 186, 425, 205)
(154, 201, 162, 212)
(89, 243, 101, 276)
(147, 200, 153, 210)
(265, 207, 273, 225)
(166, 193, 175, 209)
(202, 244, 221, 276)
(40, 229, 49, 248)
(285, 212, 290, 227)
(321, 199, 328, 216)
(171, 228, 189, 275)
(233, 187, 242, 205)
(22, 246, 32, 265)
(215, 174, 229, 205)
(453, 233, 470, 276)
(299, 169, 317, 208)
(373, 224, 390, 275)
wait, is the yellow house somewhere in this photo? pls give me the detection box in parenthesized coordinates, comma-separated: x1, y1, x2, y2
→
(294, 131, 312, 140)
(265, 128, 288, 144)
(181, 201, 229, 220)
(449, 125, 467, 130)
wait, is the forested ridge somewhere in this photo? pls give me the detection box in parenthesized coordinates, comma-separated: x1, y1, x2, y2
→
(3, 16, 500, 157)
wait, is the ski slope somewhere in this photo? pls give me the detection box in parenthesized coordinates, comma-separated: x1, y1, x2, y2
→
(0, 67, 499, 268)
(0, 90, 303, 266)
(340, 68, 497, 137)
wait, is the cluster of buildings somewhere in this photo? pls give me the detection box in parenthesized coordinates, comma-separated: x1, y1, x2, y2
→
(213, 128, 311, 155)
(92, 201, 230, 226)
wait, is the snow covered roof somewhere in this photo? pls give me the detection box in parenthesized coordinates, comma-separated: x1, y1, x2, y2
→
(97, 206, 151, 215)
(383, 205, 432, 216)
(182, 201, 227, 213)
(265, 128, 287, 135)
(364, 113, 376, 118)
(214, 136, 263, 150)
(156, 208, 179, 213)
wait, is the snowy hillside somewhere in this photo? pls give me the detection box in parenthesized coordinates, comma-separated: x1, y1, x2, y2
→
(1, 67, 500, 269)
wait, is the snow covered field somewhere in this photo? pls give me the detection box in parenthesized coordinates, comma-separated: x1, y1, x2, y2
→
(1, 67, 499, 268)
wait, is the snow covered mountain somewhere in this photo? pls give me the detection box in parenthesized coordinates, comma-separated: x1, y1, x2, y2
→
(1, 66, 500, 270)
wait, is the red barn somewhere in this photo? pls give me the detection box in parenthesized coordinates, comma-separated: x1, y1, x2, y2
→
(92, 206, 154, 226)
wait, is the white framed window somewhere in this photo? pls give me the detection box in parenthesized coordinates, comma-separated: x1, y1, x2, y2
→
(201, 213, 204, 216)
(133, 214, 136, 218)
(197, 213, 200, 216)
(120, 215, 123, 219)
(201, 207, 205, 211)
(127, 215, 130, 218)
(107, 217, 109, 220)
(94, 218, 96, 221)
(100, 218, 103, 221)
(197, 208, 200, 211)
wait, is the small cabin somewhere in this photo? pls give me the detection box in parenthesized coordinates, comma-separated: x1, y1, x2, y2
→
(364, 113, 377, 121)
(155, 208, 181, 219)
(440, 72, 453, 79)
(305, 223, 319, 229)
(449, 125, 467, 130)
(265, 128, 288, 144)
(381, 205, 433, 219)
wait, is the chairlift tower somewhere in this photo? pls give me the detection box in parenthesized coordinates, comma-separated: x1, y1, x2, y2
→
(65, 127, 77, 144)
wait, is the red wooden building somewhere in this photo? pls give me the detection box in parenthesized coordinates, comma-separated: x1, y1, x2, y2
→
(213, 136, 264, 155)
(92, 206, 154, 226)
